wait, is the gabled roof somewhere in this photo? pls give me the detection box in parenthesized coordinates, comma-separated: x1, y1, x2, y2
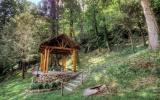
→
(39, 34, 80, 53)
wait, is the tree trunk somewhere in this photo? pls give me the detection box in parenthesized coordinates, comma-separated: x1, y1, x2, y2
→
(128, 28, 135, 52)
(138, 22, 146, 46)
(56, 0, 59, 35)
(22, 65, 25, 79)
(80, 0, 85, 39)
(104, 19, 111, 51)
(141, 31, 146, 46)
(69, 9, 74, 39)
(20, 61, 25, 79)
(92, 1, 100, 49)
(93, 1, 99, 36)
(141, 0, 159, 50)
(50, 0, 59, 35)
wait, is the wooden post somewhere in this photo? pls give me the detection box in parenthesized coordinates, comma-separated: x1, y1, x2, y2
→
(45, 49, 50, 73)
(81, 71, 83, 84)
(21, 61, 25, 79)
(48, 52, 52, 71)
(61, 79, 64, 96)
(43, 48, 47, 72)
(42, 53, 45, 72)
(72, 49, 77, 72)
(40, 53, 43, 71)
(62, 54, 66, 71)
(22, 66, 25, 79)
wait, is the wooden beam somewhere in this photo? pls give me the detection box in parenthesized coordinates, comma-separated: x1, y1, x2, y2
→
(41, 46, 73, 51)
(72, 48, 77, 72)
(49, 53, 52, 71)
(56, 39, 61, 47)
(40, 53, 43, 71)
(45, 49, 48, 72)
(41, 53, 44, 71)
(62, 54, 66, 72)
(61, 39, 64, 47)
(51, 50, 72, 54)
(43, 48, 47, 72)
(63, 40, 68, 48)
(45, 49, 50, 73)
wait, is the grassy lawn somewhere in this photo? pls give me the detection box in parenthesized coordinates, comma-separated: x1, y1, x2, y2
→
(0, 46, 160, 100)
(0, 71, 32, 100)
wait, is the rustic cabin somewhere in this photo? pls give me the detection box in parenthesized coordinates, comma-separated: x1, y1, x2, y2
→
(39, 34, 80, 73)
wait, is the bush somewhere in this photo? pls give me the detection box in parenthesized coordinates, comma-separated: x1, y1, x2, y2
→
(43, 83, 50, 89)
(30, 82, 41, 90)
(151, 67, 160, 78)
(37, 83, 43, 89)
(30, 81, 59, 90)
(156, 79, 160, 87)
(30, 82, 45, 90)
(155, 58, 160, 65)
(30, 82, 37, 90)
(49, 82, 58, 89)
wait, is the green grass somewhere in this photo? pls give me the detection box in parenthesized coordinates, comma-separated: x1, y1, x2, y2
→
(0, 46, 160, 100)
(0, 71, 32, 100)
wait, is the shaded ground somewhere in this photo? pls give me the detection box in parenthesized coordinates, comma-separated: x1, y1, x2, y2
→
(0, 46, 160, 100)
(0, 72, 32, 100)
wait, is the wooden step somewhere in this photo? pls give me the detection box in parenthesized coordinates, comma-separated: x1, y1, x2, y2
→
(64, 86, 73, 92)
(63, 72, 89, 92)
(72, 80, 81, 84)
(68, 83, 78, 88)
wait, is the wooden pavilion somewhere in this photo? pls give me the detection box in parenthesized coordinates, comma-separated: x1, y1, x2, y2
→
(39, 34, 80, 73)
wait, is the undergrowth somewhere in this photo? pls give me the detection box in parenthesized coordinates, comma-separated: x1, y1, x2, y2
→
(0, 46, 160, 100)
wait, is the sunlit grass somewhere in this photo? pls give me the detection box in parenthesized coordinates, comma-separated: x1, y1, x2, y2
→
(0, 71, 32, 100)
(88, 56, 105, 64)
(0, 46, 160, 100)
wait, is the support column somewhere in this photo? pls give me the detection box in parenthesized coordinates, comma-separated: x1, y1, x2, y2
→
(41, 53, 44, 71)
(62, 54, 66, 72)
(72, 49, 77, 72)
(45, 49, 50, 73)
(49, 52, 52, 71)
(40, 53, 43, 71)
(43, 48, 47, 72)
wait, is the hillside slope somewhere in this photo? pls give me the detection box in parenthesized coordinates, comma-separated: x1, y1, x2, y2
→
(0, 46, 160, 100)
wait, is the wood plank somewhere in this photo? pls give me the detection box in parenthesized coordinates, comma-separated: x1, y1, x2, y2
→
(41, 53, 44, 71)
(42, 53, 45, 72)
(43, 48, 47, 72)
(62, 54, 66, 71)
(40, 53, 43, 71)
(45, 49, 50, 73)
(49, 52, 52, 71)
(41, 46, 73, 51)
(51, 51, 72, 54)
(72, 49, 77, 72)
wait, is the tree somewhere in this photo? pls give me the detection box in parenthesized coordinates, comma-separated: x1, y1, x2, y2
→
(62, 0, 81, 38)
(141, 0, 159, 50)
(39, 0, 59, 35)
(0, 0, 21, 31)
(0, 10, 52, 75)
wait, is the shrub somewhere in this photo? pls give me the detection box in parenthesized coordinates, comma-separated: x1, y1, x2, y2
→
(156, 79, 160, 87)
(155, 58, 160, 65)
(37, 83, 43, 89)
(49, 82, 58, 89)
(30, 82, 39, 90)
(151, 67, 160, 78)
(43, 83, 50, 89)
(30, 82, 44, 90)
(30, 81, 59, 90)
